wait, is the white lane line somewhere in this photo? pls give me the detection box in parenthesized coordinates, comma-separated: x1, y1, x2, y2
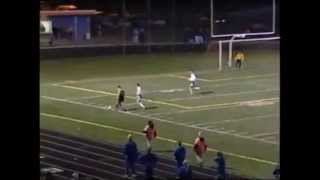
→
(168, 89, 279, 102)
(167, 73, 278, 83)
(251, 131, 279, 138)
(40, 112, 277, 165)
(40, 133, 214, 177)
(192, 114, 279, 127)
(41, 95, 278, 145)
(40, 143, 175, 177)
(52, 84, 190, 109)
(40, 161, 113, 180)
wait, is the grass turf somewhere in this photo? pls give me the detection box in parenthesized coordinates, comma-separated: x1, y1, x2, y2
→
(40, 50, 279, 179)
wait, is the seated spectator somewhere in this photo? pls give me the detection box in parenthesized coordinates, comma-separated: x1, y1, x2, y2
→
(123, 134, 139, 178)
(139, 148, 158, 180)
(214, 152, 226, 180)
(177, 160, 192, 180)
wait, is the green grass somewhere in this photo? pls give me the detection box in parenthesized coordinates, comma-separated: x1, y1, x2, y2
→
(40, 50, 279, 179)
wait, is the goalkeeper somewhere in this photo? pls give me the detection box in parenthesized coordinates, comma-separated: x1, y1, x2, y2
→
(234, 51, 245, 70)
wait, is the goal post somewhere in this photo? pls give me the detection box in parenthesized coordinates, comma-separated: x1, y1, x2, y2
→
(218, 36, 280, 71)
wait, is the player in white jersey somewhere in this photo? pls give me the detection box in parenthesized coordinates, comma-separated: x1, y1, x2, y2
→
(136, 83, 146, 109)
(188, 71, 200, 95)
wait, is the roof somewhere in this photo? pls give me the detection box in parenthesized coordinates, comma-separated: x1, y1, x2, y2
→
(40, 10, 101, 17)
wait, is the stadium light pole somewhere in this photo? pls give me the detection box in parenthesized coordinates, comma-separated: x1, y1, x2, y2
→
(171, 0, 175, 53)
(147, 0, 151, 53)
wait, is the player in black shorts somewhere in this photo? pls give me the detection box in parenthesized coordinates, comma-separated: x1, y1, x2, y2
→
(116, 85, 125, 111)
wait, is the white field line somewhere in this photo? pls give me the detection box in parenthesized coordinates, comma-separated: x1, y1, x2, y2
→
(192, 114, 279, 127)
(54, 69, 216, 86)
(52, 84, 190, 109)
(57, 74, 170, 85)
(263, 136, 278, 141)
(166, 73, 278, 83)
(236, 132, 251, 136)
(149, 98, 279, 117)
(168, 89, 279, 102)
(40, 112, 278, 165)
(41, 95, 278, 145)
(166, 74, 212, 82)
(192, 97, 279, 109)
(49, 70, 277, 87)
(251, 131, 279, 138)
(67, 94, 110, 100)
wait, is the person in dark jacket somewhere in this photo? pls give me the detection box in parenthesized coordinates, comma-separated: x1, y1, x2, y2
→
(139, 148, 158, 180)
(177, 160, 192, 180)
(123, 134, 139, 178)
(174, 141, 186, 168)
(214, 152, 226, 180)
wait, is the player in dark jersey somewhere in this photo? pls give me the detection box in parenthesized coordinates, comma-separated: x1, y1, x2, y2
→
(116, 85, 125, 111)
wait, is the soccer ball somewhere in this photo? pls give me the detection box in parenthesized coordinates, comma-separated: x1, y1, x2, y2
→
(105, 105, 112, 110)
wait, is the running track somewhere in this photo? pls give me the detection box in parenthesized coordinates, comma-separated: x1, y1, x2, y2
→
(40, 129, 250, 180)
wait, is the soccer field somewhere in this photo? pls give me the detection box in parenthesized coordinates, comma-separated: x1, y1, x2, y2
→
(40, 51, 279, 179)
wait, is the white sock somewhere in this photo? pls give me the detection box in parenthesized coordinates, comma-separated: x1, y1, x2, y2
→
(189, 87, 193, 95)
(146, 140, 151, 148)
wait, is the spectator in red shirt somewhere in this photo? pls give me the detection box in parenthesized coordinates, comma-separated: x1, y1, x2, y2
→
(193, 131, 208, 167)
(142, 121, 157, 148)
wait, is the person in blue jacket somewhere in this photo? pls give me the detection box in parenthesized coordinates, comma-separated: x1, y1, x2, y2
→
(177, 160, 192, 180)
(174, 141, 186, 168)
(139, 147, 158, 180)
(214, 152, 226, 180)
(123, 134, 139, 178)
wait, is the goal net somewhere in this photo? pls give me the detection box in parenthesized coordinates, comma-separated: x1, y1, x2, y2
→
(214, 37, 280, 71)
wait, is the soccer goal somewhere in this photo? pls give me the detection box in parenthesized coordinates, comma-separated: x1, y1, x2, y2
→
(217, 36, 280, 71)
